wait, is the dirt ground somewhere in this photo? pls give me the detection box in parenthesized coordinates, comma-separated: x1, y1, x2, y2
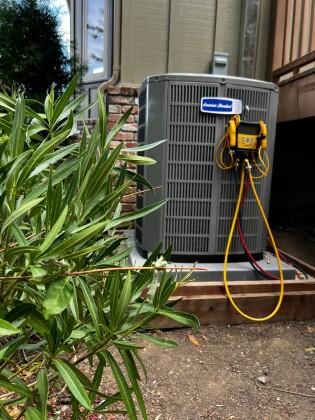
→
(55, 321, 315, 420)
(138, 321, 315, 420)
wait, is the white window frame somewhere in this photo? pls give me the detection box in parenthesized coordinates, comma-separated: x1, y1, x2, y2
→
(82, 0, 113, 82)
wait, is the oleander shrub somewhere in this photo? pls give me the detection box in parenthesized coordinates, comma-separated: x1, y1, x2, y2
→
(0, 76, 199, 419)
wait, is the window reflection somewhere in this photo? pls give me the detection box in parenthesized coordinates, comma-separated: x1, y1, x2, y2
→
(86, 0, 105, 75)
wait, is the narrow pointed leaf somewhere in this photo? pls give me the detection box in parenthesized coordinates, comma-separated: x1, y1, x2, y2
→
(120, 350, 147, 419)
(157, 308, 200, 330)
(106, 106, 134, 145)
(105, 351, 137, 419)
(112, 271, 132, 329)
(40, 220, 107, 259)
(119, 154, 156, 165)
(0, 319, 21, 337)
(37, 368, 48, 419)
(39, 205, 68, 254)
(79, 278, 101, 338)
(52, 74, 80, 124)
(138, 333, 177, 348)
(1, 198, 44, 233)
(24, 158, 79, 202)
(0, 377, 32, 398)
(10, 94, 25, 158)
(29, 143, 79, 178)
(25, 408, 42, 420)
(122, 139, 166, 152)
(53, 359, 92, 411)
(106, 200, 166, 230)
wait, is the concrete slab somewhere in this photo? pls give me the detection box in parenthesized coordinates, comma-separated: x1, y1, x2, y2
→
(127, 232, 296, 281)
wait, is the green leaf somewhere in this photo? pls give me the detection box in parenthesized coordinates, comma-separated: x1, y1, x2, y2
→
(5, 303, 36, 323)
(52, 74, 80, 125)
(10, 94, 25, 159)
(28, 312, 50, 337)
(0, 334, 27, 361)
(82, 181, 131, 221)
(0, 407, 12, 420)
(24, 407, 42, 420)
(113, 167, 154, 191)
(5, 150, 31, 193)
(37, 368, 48, 419)
(44, 89, 54, 124)
(106, 106, 134, 146)
(89, 355, 105, 404)
(53, 359, 92, 411)
(122, 139, 166, 152)
(119, 154, 156, 165)
(112, 271, 132, 329)
(4, 246, 40, 260)
(40, 220, 107, 259)
(18, 112, 74, 184)
(30, 265, 47, 279)
(105, 351, 137, 419)
(138, 333, 177, 348)
(24, 158, 79, 203)
(1, 198, 44, 233)
(79, 278, 101, 338)
(11, 223, 28, 246)
(43, 278, 73, 318)
(120, 350, 147, 419)
(157, 308, 200, 330)
(106, 200, 166, 230)
(113, 340, 144, 350)
(55, 359, 92, 388)
(0, 377, 32, 398)
(39, 205, 68, 254)
(98, 89, 107, 148)
(87, 143, 123, 198)
(29, 143, 79, 178)
(0, 319, 21, 337)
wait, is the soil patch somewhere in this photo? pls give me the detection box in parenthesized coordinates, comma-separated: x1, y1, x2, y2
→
(140, 321, 315, 419)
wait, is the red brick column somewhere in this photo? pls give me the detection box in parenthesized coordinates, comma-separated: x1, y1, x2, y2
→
(108, 85, 139, 214)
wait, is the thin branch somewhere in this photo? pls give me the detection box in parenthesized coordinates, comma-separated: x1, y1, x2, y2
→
(0, 265, 209, 281)
(123, 185, 163, 198)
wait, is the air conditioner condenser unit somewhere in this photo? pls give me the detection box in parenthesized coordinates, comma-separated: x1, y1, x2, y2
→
(135, 74, 279, 261)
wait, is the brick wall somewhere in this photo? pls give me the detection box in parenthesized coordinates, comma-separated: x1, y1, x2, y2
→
(75, 84, 140, 215)
(108, 85, 139, 214)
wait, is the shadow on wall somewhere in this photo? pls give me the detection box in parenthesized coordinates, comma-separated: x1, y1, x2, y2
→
(270, 117, 315, 228)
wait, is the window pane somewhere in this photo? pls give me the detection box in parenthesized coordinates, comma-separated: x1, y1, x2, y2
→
(86, 0, 105, 75)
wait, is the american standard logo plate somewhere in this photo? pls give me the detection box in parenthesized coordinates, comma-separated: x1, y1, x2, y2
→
(200, 97, 242, 115)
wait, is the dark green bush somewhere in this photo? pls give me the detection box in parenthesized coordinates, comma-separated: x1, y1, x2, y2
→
(0, 76, 199, 418)
(0, 0, 71, 99)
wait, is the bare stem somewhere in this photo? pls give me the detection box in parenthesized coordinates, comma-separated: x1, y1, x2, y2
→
(0, 265, 208, 281)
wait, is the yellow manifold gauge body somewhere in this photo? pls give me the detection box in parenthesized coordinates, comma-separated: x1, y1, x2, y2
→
(228, 115, 267, 152)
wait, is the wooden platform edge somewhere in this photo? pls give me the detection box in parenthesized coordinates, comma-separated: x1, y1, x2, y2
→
(153, 280, 315, 328)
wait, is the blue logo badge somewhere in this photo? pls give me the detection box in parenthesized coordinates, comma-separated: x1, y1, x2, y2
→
(200, 97, 242, 115)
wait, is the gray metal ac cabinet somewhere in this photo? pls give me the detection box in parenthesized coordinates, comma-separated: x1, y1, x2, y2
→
(136, 74, 279, 260)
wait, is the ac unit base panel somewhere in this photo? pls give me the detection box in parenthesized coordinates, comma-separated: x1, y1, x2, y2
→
(128, 232, 296, 281)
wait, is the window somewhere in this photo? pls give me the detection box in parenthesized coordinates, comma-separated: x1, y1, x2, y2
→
(84, 0, 112, 80)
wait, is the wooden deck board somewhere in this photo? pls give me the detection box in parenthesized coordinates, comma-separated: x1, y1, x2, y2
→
(154, 279, 315, 328)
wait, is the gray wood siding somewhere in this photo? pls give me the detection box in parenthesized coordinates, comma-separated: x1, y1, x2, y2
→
(167, 0, 217, 73)
(71, 0, 273, 90)
(121, 0, 170, 83)
(121, 0, 271, 84)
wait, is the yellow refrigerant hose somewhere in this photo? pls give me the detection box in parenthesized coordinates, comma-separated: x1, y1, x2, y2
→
(223, 162, 284, 322)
